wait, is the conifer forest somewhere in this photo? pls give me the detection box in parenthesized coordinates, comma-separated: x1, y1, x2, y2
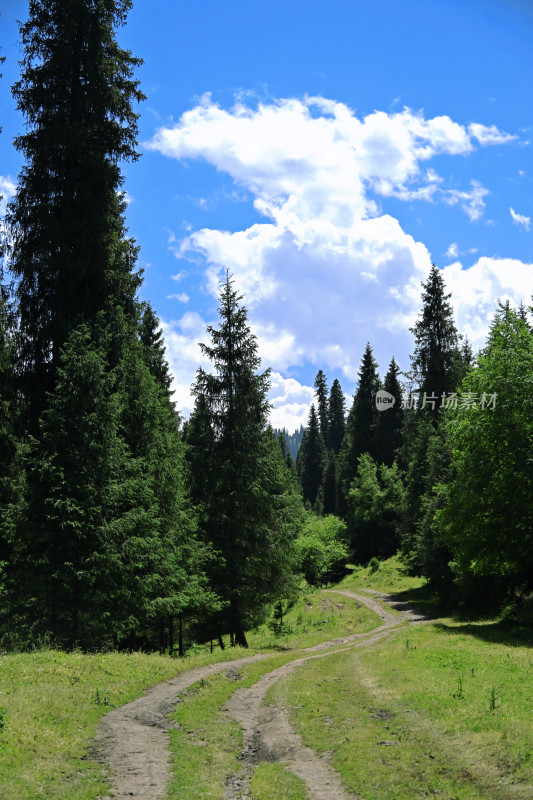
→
(0, 0, 531, 657)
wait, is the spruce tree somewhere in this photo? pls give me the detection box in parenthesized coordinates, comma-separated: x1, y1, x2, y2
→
(328, 378, 346, 455)
(339, 343, 380, 512)
(320, 451, 339, 516)
(2, 1, 205, 650)
(190, 274, 298, 647)
(138, 301, 173, 393)
(400, 266, 462, 581)
(0, 293, 20, 573)
(410, 264, 461, 407)
(116, 332, 212, 650)
(4, 327, 131, 646)
(297, 404, 326, 508)
(314, 370, 329, 448)
(375, 357, 404, 466)
(6, 0, 144, 423)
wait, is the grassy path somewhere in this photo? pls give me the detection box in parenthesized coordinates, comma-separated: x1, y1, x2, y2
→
(93, 591, 418, 799)
(4, 559, 530, 799)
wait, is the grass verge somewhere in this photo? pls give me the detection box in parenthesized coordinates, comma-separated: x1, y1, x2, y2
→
(266, 618, 533, 799)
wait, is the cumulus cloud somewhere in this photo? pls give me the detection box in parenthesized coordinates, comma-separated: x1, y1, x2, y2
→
(268, 372, 315, 430)
(147, 96, 526, 425)
(443, 257, 533, 347)
(148, 97, 480, 224)
(510, 207, 531, 230)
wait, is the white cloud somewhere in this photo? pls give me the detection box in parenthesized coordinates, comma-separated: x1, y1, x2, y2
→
(268, 372, 315, 430)
(510, 207, 531, 230)
(468, 123, 517, 146)
(443, 180, 489, 221)
(446, 242, 459, 259)
(167, 292, 190, 302)
(443, 257, 533, 347)
(148, 96, 525, 400)
(161, 311, 212, 418)
(0, 175, 16, 218)
(147, 98, 481, 226)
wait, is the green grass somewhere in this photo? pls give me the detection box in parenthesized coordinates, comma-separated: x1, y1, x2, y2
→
(0, 649, 186, 800)
(266, 618, 533, 800)
(7, 557, 531, 800)
(338, 554, 427, 594)
(0, 591, 378, 800)
(250, 763, 309, 800)
(0, 644, 277, 800)
(246, 587, 379, 650)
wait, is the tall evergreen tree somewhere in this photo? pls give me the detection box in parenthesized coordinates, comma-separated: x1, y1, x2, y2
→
(400, 265, 462, 580)
(297, 404, 326, 508)
(4, 327, 131, 646)
(6, 0, 144, 424)
(1, 1, 205, 651)
(328, 378, 346, 455)
(190, 274, 298, 647)
(339, 343, 380, 512)
(138, 301, 173, 393)
(410, 264, 461, 408)
(314, 370, 329, 448)
(375, 357, 404, 466)
(320, 451, 339, 516)
(0, 293, 20, 572)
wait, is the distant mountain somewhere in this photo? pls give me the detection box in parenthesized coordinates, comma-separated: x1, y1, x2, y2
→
(274, 425, 305, 461)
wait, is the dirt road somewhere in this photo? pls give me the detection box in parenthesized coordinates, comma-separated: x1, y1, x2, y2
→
(91, 590, 423, 799)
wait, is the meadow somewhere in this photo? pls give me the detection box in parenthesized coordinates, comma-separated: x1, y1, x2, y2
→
(0, 559, 531, 800)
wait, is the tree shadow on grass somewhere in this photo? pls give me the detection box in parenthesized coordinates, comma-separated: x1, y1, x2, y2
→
(386, 584, 444, 620)
(431, 620, 533, 648)
(389, 586, 533, 648)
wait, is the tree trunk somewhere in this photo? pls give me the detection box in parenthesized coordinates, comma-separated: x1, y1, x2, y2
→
(178, 614, 184, 657)
(231, 600, 248, 648)
(159, 617, 165, 654)
(169, 615, 174, 655)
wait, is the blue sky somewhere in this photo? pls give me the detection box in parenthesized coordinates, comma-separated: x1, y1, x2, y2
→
(1, 0, 532, 430)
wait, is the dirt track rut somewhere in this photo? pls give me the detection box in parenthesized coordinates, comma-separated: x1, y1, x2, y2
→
(91, 590, 423, 799)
